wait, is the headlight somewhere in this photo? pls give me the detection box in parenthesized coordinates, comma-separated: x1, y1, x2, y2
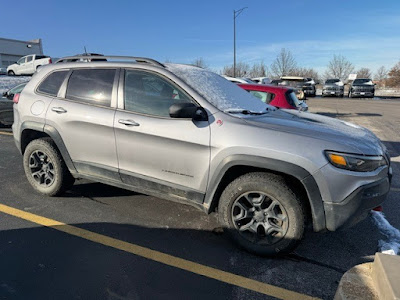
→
(325, 151, 387, 172)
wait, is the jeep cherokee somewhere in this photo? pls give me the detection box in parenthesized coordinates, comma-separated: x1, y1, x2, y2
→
(12, 56, 392, 255)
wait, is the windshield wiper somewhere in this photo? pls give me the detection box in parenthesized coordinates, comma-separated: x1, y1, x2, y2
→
(224, 109, 270, 115)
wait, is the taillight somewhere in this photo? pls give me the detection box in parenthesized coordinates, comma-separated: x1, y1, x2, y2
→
(49, 58, 52, 64)
(13, 93, 20, 104)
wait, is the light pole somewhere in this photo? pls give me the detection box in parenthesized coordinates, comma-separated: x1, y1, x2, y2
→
(233, 7, 247, 78)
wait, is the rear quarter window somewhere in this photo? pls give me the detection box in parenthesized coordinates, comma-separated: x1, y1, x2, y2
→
(37, 70, 69, 96)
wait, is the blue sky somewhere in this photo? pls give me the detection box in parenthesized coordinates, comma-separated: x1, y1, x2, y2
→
(2, 0, 400, 75)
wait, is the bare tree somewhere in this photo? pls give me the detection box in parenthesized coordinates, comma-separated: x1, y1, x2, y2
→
(293, 67, 320, 82)
(356, 67, 372, 79)
(191, 57, 208, 69)
(374, 66, 388, 81)
(248, 61, 268, 78)
(270, 48, 297, 78)
(386, 61, 400, 87)
(222, 61, 250, 77)
(324, 55, 355, 82)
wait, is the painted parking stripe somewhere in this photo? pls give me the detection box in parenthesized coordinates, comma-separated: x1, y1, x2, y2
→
(0, 203, 318, 300)
(0, 131, 13, 136)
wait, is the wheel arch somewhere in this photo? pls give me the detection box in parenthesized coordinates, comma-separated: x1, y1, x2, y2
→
(204, 155, 326, 232)
(19, 121, 77, 174)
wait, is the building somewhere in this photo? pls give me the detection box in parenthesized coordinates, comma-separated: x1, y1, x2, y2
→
(0, 37, 43, 69)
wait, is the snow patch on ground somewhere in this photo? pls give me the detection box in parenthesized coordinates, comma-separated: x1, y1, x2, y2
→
(0, 76, 31, 94)
(371, 211, 400, 255)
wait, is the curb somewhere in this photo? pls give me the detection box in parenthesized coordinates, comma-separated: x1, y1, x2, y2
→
(334, 253, 400, 300)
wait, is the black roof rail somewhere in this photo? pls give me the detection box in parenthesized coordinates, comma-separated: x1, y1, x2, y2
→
(55, 55, 165, 68)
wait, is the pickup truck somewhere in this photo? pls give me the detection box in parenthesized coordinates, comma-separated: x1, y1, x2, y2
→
(7, 54, 52, 76)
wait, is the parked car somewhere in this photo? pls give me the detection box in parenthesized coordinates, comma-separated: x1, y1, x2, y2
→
(280, 76, 316, 98)
(348, 78, 375, 98)
(251, 77, 271, 84)
(237, 83, 308, 111)
(222, 75, 255, 84)
(7, 54, 52, 76)
(0, 82, 27, 125)
(270, 77, 305, 100)
(322, 79, 344, 97)
(13, 55, 391, 256)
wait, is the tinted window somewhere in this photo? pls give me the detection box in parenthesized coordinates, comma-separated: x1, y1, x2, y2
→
(37, 71, 69, 96)
(249, 90, 275, 104)
(66, 69, 115, 107)
(26, 56, 33, 63)
(353, 79, 372, 84)
(124, 70, 193, 117)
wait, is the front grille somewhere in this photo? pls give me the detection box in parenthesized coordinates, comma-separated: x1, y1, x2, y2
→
(353, 86, 374, 92)
(324, 86, 339, 91)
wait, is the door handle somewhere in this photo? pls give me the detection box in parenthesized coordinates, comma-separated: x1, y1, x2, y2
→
(118, 119, 140, 126)
(51, 107, 67, 114)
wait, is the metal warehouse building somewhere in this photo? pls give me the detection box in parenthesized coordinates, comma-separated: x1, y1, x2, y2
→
(0, 37, 43, 69)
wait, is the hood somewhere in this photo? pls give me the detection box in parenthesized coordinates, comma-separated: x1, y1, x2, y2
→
(323, 83, 342, 88)
(7, 64, 18, 71)
(243, 110, 384, 155)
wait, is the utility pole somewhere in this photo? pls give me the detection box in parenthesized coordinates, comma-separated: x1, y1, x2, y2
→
(233, 7, 247, 78)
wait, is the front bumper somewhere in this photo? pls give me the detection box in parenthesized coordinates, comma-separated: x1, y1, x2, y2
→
(322, 90, 343, 96)
(324, 174, 391, 231)
(351, 91, 375, 97)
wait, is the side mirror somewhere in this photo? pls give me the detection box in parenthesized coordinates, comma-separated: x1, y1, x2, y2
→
(169, 103, 208, 121)
(7, 93, 14, 100)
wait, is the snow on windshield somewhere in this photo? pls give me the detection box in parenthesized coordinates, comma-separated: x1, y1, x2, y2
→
(167, 64, 272, 112)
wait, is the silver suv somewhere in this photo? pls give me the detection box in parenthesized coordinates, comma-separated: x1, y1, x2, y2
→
(13, 56, 392, 255)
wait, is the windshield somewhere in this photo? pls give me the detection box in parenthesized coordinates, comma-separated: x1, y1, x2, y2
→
(167, 64, 271, 112)
(353, 79, 372, 85)
(325, 79, 340, 84)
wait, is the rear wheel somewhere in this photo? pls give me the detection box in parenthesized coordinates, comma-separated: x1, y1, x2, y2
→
(218, 172, 305, 256)
(23, 138, 75, 196)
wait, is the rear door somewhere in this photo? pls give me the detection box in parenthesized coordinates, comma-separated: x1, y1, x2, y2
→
(114, 69, 210, 198)
(46, 68, 120, 181)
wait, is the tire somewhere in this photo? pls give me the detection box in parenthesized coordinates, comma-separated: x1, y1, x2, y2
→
(8, 70, 15, 76)
(23, 138, 75, 196)
(218, 172, 305, 256)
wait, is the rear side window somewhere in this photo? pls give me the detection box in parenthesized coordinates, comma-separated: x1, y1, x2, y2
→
(248, 90, 275, 104)
(37, 70, 69, 96)
(66, 69, 115, 107)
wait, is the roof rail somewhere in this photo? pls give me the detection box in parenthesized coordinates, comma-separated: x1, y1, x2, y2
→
(55, 55, 165, 68)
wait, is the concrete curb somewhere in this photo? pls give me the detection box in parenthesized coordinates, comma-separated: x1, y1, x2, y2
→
(334, 253, 400, 300)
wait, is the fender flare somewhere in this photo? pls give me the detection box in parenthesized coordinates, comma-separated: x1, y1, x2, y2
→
(204, 154, 326, 232)
(19, 121, 77, 173)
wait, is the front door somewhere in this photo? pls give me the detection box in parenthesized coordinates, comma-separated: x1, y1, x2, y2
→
(114, 69, 210, 198)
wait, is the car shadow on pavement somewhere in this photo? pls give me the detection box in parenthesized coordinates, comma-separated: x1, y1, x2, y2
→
(0, 220, 342, 300)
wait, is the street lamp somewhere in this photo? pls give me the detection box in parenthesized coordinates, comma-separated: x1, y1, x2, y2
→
(233, 7, 247, 78)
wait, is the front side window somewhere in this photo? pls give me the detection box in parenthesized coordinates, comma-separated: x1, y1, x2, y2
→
(26, 56, 33, 63)
(66, 69, 116, 107)
(124, 70, 193, 117)
(37, 70, 69, 96)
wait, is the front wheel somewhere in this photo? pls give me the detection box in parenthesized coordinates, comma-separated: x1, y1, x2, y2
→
(7, 70, 15, 76)
(218, 172, 305, 256)
(23, 138, 75, 196)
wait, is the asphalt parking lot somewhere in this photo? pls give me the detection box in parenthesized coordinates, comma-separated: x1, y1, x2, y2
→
(0, 97, 399, 300)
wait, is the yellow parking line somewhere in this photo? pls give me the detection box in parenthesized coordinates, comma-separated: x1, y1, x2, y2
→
(0, 203, 319, 300)
(0, 131, 13, 136)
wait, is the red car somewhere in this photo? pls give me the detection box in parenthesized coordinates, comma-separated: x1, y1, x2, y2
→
(238, 83, 308, 111)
